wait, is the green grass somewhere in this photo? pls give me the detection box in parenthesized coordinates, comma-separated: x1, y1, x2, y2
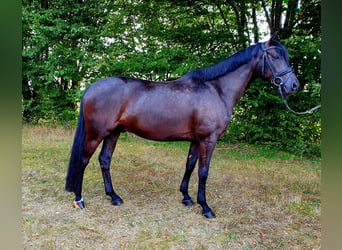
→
(22, 126, 321, 249)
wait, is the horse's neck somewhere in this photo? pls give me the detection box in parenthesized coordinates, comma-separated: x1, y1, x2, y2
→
(215, 60, 258, 112)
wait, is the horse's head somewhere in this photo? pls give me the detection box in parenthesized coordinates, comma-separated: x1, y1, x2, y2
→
(260, 32, 300, 95)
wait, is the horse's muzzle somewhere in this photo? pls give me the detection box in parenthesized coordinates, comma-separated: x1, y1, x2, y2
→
(280, 80, 299, 95)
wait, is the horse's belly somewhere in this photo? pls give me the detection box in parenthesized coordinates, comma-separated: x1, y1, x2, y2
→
(120, 114, 193, 141)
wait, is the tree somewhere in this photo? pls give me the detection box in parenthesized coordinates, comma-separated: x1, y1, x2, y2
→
(22, 0, 113, 123)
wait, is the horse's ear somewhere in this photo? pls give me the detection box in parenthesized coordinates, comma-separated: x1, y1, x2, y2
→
(270, 30, 279, 41)
(265, 30, 279, 47)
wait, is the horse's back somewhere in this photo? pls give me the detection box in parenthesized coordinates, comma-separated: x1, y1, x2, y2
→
(83, 77, 127, 100)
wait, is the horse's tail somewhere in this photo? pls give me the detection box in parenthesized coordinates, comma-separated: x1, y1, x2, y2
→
(65, 97, 86, 193)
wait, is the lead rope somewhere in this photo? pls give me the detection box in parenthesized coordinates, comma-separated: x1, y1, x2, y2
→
(277, 85, 321, 115)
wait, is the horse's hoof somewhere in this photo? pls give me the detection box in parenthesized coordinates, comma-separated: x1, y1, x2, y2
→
(182, 199, 194, 207)
(202, 210, 216, 219)
(73, 199, 85, 209)
(111, 197, 123, 206)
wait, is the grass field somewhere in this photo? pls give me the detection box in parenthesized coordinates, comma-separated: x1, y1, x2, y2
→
(22, 126, 321, 249)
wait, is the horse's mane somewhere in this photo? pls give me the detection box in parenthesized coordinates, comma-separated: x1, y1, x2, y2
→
(183, 40, 289, 83)
(183, 43, 261, 82)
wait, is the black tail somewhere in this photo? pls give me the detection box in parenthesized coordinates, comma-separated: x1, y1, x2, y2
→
(65, 98, 86, 193)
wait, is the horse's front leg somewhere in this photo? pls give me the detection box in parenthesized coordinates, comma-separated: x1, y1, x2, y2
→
(197, 139, 216, 218)
(180, 141, 199, 206)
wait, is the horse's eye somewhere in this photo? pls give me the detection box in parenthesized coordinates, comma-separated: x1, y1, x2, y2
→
(272, 54, 280, 60)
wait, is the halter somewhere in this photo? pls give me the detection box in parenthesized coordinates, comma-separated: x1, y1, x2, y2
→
(261, 42, 321, 115)
(261, 42, 293, 88)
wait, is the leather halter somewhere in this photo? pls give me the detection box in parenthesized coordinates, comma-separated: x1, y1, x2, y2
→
(261, 42, 293, 87)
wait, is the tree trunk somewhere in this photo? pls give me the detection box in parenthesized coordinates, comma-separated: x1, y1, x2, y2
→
(283, 0, 299, 38)
(271, 0, 283, 34)
(252, 2, 259, 43)
(261, 0, 272, 34)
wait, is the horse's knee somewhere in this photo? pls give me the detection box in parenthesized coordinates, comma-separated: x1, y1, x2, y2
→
(198, 172, 208, 185)
(99, 155, 111, 170)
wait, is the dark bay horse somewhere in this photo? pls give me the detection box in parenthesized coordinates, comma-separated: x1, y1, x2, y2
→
(66, 33, 299, 218)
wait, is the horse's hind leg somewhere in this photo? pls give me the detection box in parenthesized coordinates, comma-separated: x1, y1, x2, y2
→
(180, 141, 199, 206)
(99, 131, 123, 206)
(73, 137, 102, 209)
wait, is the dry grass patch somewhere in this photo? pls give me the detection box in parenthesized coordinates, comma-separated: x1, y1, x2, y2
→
(22, 126, 320, 249)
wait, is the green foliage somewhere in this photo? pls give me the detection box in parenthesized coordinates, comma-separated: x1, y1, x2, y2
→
(22, 0, 321, 157)
(22, 0, 112, 123)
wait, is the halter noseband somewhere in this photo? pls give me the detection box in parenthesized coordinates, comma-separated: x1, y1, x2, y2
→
(261, 42, 293, 87)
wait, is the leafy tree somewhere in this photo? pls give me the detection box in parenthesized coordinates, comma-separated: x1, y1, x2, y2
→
(22, 0, 113, 123)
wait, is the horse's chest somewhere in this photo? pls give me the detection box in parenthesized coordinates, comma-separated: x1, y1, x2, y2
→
(194, 104, 230, 135)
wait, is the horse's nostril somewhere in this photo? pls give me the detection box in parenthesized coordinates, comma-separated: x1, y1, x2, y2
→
(292, 82, 299, 91)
